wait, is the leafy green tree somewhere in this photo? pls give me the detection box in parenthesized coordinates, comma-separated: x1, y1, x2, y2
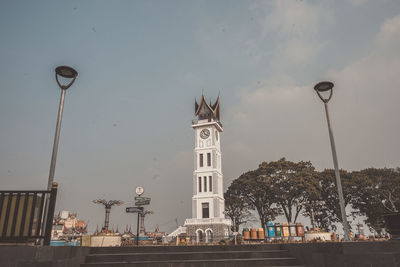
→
(235, 170, 281, 228)
(224, 179, 252, 232)
(313, 169, 356, 231)
(302, 200, 333, 231)
(257, 158, 319, 223)
(352, 168, 400, 232)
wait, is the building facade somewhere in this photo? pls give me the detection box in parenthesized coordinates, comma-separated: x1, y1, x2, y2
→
(51, 210, 87, 243)
(184, 92, 231, 242)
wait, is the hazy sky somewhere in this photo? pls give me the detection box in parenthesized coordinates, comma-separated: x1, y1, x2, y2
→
(1, 0, 400, 234)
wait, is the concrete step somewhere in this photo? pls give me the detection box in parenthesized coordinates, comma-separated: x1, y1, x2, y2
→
(81, 257, 301, 267)
(85, 250, 291, 263)
(89, 244, 283, 254)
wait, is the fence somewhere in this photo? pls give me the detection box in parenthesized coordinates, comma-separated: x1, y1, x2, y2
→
(0, 182, 58, 245)
(169, 234, 230, 245)
(243, 223, 305, 241)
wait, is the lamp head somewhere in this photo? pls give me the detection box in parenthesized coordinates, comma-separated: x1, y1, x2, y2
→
(314, 81, 334, 103)
(55, 65, 78, 90)
(314, 81, 334, 92)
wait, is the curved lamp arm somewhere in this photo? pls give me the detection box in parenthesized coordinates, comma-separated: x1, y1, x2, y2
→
(56, 73, 77, 90)
(315, 88, 333, 103)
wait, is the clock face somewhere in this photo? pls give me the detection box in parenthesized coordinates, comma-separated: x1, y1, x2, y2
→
(135, 186, 144, 196)
(200, 129, 210, 139)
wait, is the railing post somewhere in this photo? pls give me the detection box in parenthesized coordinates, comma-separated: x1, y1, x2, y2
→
(44, 182, 58, 245)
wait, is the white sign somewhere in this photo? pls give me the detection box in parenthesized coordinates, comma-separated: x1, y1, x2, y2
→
(135, 186, 144, 196)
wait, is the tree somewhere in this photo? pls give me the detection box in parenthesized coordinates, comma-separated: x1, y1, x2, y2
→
(313, 169, 355, 232)
(257, 158, 319, 223)
(302, 200, 333, 231)
(224, 179, 251, 232)
(352, 168, 400, 232)
(235, 170, 281, 228)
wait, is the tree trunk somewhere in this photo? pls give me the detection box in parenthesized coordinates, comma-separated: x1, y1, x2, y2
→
(104, 207, 111, 230)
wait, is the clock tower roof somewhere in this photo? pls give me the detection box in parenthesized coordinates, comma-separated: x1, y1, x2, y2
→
(194, 91, 220, 122)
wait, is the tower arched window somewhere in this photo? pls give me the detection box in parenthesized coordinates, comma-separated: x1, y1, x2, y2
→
(199, 153, 204, 167)
(202, 203, 209, 218)
(198, 177, 202, 192)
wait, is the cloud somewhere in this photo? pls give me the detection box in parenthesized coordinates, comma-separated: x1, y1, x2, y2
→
(377, 13, 400, 47)
(261, 0, 325, 38)
(248, 0, 332, 71)
(348, 0, 368, 6)
(224, 12, 400, 177)
(195, 0, 332, 70)
(278, 38, 323, 67)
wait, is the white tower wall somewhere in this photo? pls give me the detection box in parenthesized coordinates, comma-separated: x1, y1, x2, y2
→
(184, 93, 231, 241)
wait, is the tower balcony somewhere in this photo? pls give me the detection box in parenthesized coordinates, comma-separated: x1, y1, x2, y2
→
(184, 217, 232, 226)
(192, 118, 223, 131)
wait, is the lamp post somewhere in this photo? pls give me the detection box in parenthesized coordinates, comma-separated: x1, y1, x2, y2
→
(92, 199, 124, 231)
(47, 66, 78, 190)
(139, 210, 154, 235)
(42, 66, 77, 245)
(314, 81, 351, 241)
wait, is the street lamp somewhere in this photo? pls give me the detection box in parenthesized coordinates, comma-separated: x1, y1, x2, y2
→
(92, 199, 124, 231)
(42, 66, 77, 245)
(47, 66, 78, 190)
(314, 81, 351, 241)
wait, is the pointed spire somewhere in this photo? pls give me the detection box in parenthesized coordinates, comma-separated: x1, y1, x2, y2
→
(194, 90, 221, 122)
(212, 92, 221, 121)
(195, 97, 199, 113)
(211, 93, 220, 109)
(195, 91, 213, 117)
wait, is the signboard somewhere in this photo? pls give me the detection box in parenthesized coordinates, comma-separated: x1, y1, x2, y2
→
(126, 207, 144, 213)
(135, 186, 144, 196)
(134, 197, 151, 201)
(135, 200, 150, 206)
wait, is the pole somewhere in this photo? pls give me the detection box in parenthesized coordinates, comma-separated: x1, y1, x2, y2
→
(140, 212, 145, 234)
(47, 89, 66, 190)
(324, 102, 351, 241)
(44, 183, 58, 245)
(105, 207, 110, 230)
(136, 212, 140, 247)
(42, 89, 66, 245)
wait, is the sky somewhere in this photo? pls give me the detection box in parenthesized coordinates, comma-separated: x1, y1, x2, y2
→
(1, 0, 400, 234)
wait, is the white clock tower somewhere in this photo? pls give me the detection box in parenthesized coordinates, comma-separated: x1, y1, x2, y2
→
(184, 92, 231, 242)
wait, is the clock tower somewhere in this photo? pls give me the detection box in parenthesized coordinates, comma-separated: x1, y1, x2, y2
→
(184, 92, 231, 242)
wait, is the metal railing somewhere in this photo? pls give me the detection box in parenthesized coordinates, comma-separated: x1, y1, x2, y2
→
(170, 234, 230, 244)
(0, 183, 58, 245)
(184, 218, 232, 225)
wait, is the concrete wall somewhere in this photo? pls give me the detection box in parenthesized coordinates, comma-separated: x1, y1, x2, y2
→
(0, 246, 90, 267)
(1, 242, 399, 267)
(281, 241, 400, 267)
(90, 236, 121, 247)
